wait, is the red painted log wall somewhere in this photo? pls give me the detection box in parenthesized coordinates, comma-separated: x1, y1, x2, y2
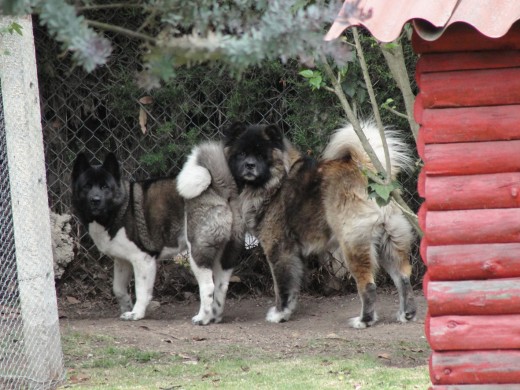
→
(426, 244, 520, 281)
(415, 22, 520, 387)
(430, 350, 520, 385)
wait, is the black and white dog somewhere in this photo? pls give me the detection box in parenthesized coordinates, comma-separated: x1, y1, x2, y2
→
(71, 147, 243, 323)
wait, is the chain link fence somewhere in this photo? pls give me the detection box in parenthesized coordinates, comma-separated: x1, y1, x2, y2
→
(0, 87, 22, 390)
(34, 13, 423, 311)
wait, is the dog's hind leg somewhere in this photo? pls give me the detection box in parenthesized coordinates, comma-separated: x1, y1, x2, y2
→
(343, 241, 379, 329)
(265, 250, 303, 323)
(189, 250, 215, 325)
(113, 258, 133, 314)
(211, 237, 243, 323)
(211, 261, 233, 324)
(120, 253, 156, 321)
(377, 210, 416, 323)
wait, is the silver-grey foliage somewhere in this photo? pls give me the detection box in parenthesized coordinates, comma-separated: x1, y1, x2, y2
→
(2, 0, 352, 87)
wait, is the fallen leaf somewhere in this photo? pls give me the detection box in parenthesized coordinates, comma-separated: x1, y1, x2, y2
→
(139, 96, 153, 104)
(66, 296, 80, 305)
(139, 107, 147, 134)
(378, 353, 391, 360)
(202, 372, 218, 379)
(192, 336, 206, 341)
(229, 275, 241, 283)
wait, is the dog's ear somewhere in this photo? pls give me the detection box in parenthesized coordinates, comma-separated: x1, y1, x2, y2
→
(223, 122, 246, 144)
(72, 153, 91, 182)
(263, 124, 283, 144)
(102, 153, 121, 182)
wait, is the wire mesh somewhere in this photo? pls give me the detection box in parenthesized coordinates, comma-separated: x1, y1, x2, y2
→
(33, 12, 423, 310)
(0, 84, 24, 390)
(0, 84, 64, 390)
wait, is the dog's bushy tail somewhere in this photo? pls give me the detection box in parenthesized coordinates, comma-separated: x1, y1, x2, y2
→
(322, 120, 413, 177)
(177, 142, 236, 200)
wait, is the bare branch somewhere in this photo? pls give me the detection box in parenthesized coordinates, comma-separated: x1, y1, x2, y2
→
(77, 3, 144, 11)
(352, 27, 392, 183)
(319, 54, 387, 176)
(382, 105, 409, 119)
(85, 19, 158, 44)
(379, 40, 419, 141)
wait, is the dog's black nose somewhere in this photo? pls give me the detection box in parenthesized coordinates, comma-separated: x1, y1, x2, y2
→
(89, 197, 101, 206)
(245, 162, 256, 170)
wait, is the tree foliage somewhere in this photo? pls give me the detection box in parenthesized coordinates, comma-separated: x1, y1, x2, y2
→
(2, 0, 356, 88)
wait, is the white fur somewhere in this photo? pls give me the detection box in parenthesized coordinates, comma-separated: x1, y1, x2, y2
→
(349, 312, 379, 329)
(266, 305, 295, 323)
(177, 148, 211, 199)
(323, 121, 414, 176)
(88, 222, 157, 321)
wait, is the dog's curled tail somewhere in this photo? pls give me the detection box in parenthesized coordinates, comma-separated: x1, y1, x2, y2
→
(322, 120, 413, 176)
(177, 141, 236, 200)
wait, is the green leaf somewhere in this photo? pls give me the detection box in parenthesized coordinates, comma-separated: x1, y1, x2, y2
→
(368, 180, 400, 207)
(382, 42, 399, 50)
(342, 82, 355, 98)
(309, 75, 322, 89)
(8, 22, 23, 35)
(299, 69, 314, 78)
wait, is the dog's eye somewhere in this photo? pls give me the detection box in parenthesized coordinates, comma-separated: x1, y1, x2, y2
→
(238, 152, 246, 158)
(101, 184, 109, 190)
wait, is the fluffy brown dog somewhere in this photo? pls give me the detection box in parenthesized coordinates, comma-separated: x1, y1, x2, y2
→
(223, 121, 416, 328)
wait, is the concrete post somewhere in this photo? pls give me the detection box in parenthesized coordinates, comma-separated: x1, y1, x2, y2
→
(0, 15, 64, 388)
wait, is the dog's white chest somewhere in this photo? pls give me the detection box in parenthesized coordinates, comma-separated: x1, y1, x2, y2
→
(88, 222, 143, 260)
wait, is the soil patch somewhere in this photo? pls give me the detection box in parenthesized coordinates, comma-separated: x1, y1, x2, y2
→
(59, 291, 429, 369)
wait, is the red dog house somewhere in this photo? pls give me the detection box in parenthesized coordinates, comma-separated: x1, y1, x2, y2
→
(327, 1, 520, 388)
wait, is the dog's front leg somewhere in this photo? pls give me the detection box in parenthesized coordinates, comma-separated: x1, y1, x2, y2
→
(120, 254, 156, 321)
(113, 258, 133, 314)
(265, 251, 303, 323)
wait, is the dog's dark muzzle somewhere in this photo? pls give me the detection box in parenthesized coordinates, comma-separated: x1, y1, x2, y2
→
(242, 158, 258, 180)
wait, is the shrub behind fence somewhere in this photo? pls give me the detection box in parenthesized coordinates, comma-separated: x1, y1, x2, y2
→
(34, 14, 423, 306)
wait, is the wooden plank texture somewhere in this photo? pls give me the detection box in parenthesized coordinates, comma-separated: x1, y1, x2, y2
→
(428, 315, 520, 350)
(426, 243, 520, 281)
(423, 140, 520, 176)
(425, 208, 520, 245)
(427, 278, 520, 316)
(418, 105, 520, 144)
(422, 172, 520, 210)
(417, 51, 520, 74)
(418, 68, 520, 109)
(430, 350, 520, 385)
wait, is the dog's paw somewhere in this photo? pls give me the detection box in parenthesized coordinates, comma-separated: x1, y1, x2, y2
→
(397, 310, 416, 323)
(120, 311, 145, 321)
(265, 306, 291, 323)
(192, 313, 215, 326)
(348, 313, 378, 329)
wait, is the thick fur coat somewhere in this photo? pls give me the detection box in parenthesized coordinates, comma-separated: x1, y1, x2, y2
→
(223, 121, 416, 328)
(72, 148, 242, 324)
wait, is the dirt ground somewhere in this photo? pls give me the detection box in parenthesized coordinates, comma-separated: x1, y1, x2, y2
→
(59, 290, 429, 368)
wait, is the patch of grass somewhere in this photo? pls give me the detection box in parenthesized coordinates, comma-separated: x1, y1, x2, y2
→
(59, 331, 431, 389)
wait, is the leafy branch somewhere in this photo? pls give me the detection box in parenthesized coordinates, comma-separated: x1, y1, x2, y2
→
(2, 0, 353, 89)
(301, 30, 422, 236)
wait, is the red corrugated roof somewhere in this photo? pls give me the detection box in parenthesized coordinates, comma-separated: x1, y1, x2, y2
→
(325, 0, 520, 42)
